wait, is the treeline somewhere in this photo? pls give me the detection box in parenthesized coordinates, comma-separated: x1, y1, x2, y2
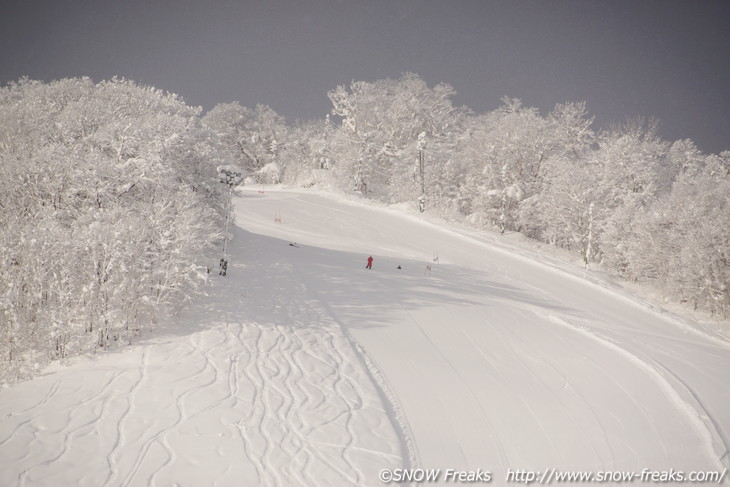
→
(2, 74, 727, 382)
(203, 73, 729, 317)
(0, 78, 227, 382)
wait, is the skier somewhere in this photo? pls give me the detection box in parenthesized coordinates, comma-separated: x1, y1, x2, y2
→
(366, 256, 373, 269)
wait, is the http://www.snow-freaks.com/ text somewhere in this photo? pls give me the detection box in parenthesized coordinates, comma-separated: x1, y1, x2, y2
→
(378, 467, 728, 484)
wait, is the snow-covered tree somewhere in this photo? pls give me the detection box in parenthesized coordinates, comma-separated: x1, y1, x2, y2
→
(596, 119, 669, 272)
(202, 102, 287, 182)
(327, 73, 465, 205)
(0, 77, 225, 382)
(613, 151, 729, 315)
(458, 98, 553, 232)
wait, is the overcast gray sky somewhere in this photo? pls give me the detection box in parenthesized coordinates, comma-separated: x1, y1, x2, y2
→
(1, 0, 728, 154)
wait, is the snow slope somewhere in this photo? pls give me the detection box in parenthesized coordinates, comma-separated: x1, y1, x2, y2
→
(1, 187, 729, 486)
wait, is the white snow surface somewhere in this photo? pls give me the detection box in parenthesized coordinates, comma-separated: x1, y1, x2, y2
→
(1, 186, 729, 486)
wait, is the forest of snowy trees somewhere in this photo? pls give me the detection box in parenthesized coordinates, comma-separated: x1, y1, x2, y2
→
(1, 74, 728, 382)
(0, 78, 228, 381)
(209, 73, 728, 317)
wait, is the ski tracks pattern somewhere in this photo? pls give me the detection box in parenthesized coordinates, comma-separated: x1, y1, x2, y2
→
(0, 295, 402, 487)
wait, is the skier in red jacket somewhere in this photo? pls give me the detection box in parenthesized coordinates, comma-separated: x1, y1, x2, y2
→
(366, 256, 373, 269)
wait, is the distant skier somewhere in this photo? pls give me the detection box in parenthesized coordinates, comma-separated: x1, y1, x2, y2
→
(366, 256, 373, 269)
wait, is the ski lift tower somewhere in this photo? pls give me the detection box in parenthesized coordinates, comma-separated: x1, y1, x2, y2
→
(217, 165, 244, 276)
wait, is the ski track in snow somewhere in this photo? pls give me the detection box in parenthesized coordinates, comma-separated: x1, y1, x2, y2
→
(231, 189, 730, 477)
(1, 187, 729, 486)
(1, 325, 401, 487)
(547, 315, 728, 470)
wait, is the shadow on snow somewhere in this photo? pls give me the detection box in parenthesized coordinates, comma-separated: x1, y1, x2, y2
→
(159, 224, 575, 340)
